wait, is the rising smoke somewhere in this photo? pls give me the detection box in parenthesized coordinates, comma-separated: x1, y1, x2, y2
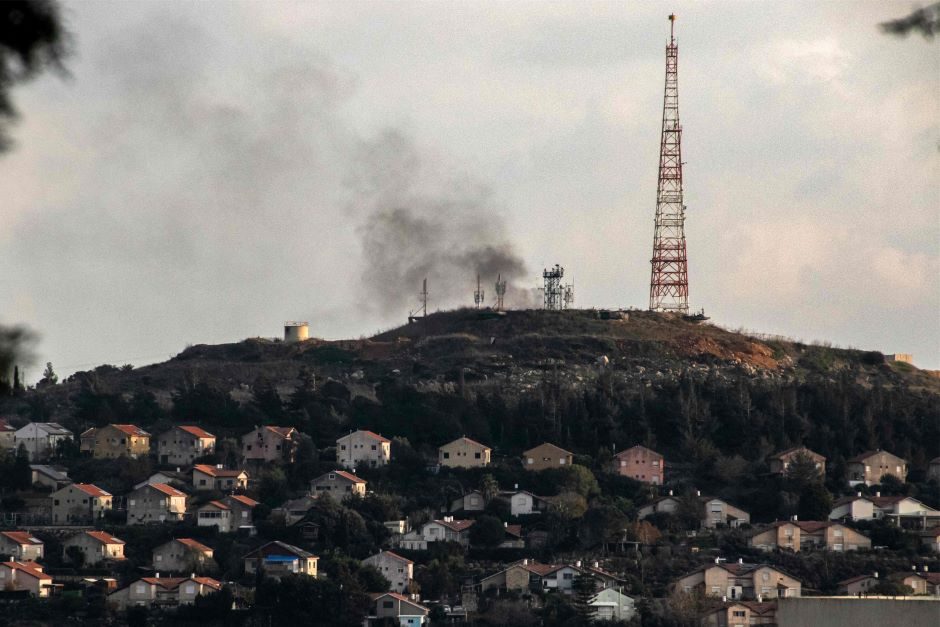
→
(351, 130, 529, 313)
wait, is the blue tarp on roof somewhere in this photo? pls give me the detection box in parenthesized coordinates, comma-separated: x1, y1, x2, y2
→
(263, 555, 299, 563)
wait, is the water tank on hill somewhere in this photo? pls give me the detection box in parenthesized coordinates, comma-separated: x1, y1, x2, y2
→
(284, 322, 309, 343)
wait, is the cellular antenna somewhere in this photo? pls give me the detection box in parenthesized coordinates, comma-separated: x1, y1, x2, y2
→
(649, 13, 690, 314)
(494, 274, 507, 311)
(542, 265, 565, 311)
(473, 274, 485, 309)
(408, 278, 428, 323)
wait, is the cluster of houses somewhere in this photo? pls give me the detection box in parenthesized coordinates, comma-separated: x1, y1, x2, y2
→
(1, 418, 939, 624)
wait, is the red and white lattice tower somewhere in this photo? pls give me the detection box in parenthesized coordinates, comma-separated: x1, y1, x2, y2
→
(649, 14, 689, 314)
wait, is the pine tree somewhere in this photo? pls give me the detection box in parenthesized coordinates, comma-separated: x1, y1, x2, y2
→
(572, 573, 597, 624)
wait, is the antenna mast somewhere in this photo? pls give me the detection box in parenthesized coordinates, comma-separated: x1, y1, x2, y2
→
(649, 13, 690, 314)
(408, 278, 428, 323)
(494, 274, 507, 311)
(542, 265, 564, 311)
(473, 274, 485, 309)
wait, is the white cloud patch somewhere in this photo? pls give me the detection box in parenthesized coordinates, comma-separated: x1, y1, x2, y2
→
(760, 38, 853, 85)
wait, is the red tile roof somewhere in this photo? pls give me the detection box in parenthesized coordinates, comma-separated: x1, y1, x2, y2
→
(111, 424, 150, 437)
(847, 450, 904, 463)
(265, 426, 296, 438)
(371, 591, 428, 612)
(614, 444, 663, 459)
(331, 470, 367, 484)
(193, 464, 247, 478)
(381, 551, 413, 565)
(72, 483, 112, 498)
(147, 483, 187, 497)
(0, 419, 14, 432)
(443, 436, 491, 450)
(174, 538, 213, 553)
(2, 561, 51, 580)
(1, 531, 43, 546)
(345, 429, 390, 443)
(85, 531, 124, 545)
(227, 495, 260, 508)
(434, 519, 474, 532)
(505, 524, 523, 538)
(203, 500, 230, 511)
(178, 425, 215, 439)
(523, 442, 573, 456)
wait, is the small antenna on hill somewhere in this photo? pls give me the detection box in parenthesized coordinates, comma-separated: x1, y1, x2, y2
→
(408, 278, 428, 323)
(473, 274, 485, 309)
(495, 274, 507, 311)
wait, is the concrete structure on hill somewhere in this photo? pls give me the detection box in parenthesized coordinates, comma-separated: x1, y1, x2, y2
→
(438, 436, 491, 468)
(611, 445, 664, 484)
(522, 443, 573, 471)
(50, 483, 112, 524)
(0, 531, 44, 561)
(310, 470, 367, 497)
(126, 483, 187, 525)
(362, 550, 414, 593)
(241, 425, 298, 464)
(62, 531, 125, 566)
(13, 422, 73, 460)
(152, 538, 214, 573)
(80, 424, 151, 459)
(776, 596, 940, 627)
(157, 426, 216, 465)
(846, 450, 907, 486)
(767, 447, 826, 477)
(336, 430, 391, 470)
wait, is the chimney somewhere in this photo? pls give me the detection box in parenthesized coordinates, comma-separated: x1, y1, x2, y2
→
(504, 522, 508, 528)
(722, 596, 727, 602)
(514, 484, 518, 490)
(669, 489, 673, 496)
(876, 491, 881, 498)
(593, 561, 599, 568)
(217, 464, 223, 469)
(857, 491, 862, 497)
(874, 571, 878, 579)
(912, 565, 917, 571)
(523, 559, 528, 566)
(155, 572, 160, 578)
(696, 490, 701, 497)
(575, 560, 581, 568)
(715, 558, 720, 564)
(738, 558, 743, 564)
(792, 515, 798, 521)
(925, 566, 930, 572)
(758, 594, 763, 603)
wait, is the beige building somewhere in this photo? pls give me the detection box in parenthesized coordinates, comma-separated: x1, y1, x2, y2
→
(0, 531, 44, 561)
(241, 426, 298, 464)
(749, 521, 870, 552)
(522, 443, 573, 471)
(51, 483, 113, 524)
(674, 562, 801, 600)
(438, 436, 491, 468)
(611, 445, 664, 484)
(224, 494, 259, 529)
(337, 430, 391, 470)
(702, 497, 751, 529)
(362, 550, 414, 593)
(0, 561, 53, 597)
(108, 576, 222, 610)
(127, 483, 187, 525)
(157, 426, 216, 466)
(702, 601, 777, 627)
(62, 530, 125, 566)
(829, 494, 876, 521)
(846, 450, 907, 486)
(243, 541, 318, 579)
(768, 447, 826, 476)
(192, 464, 249, 491)
(837, 574, 880, 595)
(892, 571, 940, 596)
(152, 538, 214, 574)
(398, 517, 474, 550)
(364, 592, 429, 627)
(82, 424, 151, 459)
(310, 470, 367, 497)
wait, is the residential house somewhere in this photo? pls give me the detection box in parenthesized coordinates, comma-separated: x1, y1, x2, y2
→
(364, 592, 428, 627)
(108, 576, 222, 610)
(310, 470, 367, 498)
(126, 483, 187, 525)
(134, 470, 189, 490)
(480, 559, 618, 596)
(589, 587, 636, 622)
(920, 528, 940, 553)
(749, 521, 870, 552)
(498, 524, 525, 549)
(0, 561, 53, 597)
(0, 531, 44, 561)
(157, 426, 216, 466)
(480, 559, 547, 594)
(224, 494, 259, 530)
(450, 490, 486, 513)
(702, 497, 751, 529)
(829, 494, 876, 521)
(929, 457, 940, 482)
(869, 494, 940, 528)
(398, 517, 474, 550)
(152, 538, 214, 574)
(847, 450, 908, 486)
(637, 494, 682, 519)
(890, 570, 940, 596)
(241, 426, 298, 464)
(243, 541, 318, 579)
(0, 419, 16, 450)
(438, 436, 491, 468)
(272, 495, 319, 526)
(30, 464, 70, 490)
(611, 445, 664, 485)
(192, 464, 249, 491)
(701, 601, 777, 627)
(336, 430, 391, 470)
(62, 531, 125, 566)
(13, 422, 72, 460)
(500, 490, 550, 516)
(362, 551, 414, 593)
(673, 562, 802, 600)
(197, 501, 233, 533)
(767, 447, 826, 476)
(522, 443, 573, 471)
(50, 483, 113, 524)
(82, 424, 151, 459)
(837, 574, 880, 595)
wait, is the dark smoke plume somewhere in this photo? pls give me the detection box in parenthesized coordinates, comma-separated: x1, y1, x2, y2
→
(352, 131, 529, 313)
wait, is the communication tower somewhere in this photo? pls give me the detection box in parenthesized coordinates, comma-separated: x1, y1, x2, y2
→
(408, 278, 428, 323)
(494, 274, 507, 311)
(649, 14, 690, 314)
(542, 265, 565, 311)
(473, 274, 485, 309)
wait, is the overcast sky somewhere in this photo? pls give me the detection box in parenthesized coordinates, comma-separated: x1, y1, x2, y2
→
(1, 0, 937, 380)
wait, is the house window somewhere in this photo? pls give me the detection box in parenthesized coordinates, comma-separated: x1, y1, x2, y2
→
(372, 445, 377, 451)
(475, 452, 481, 459)
(135, 584, 146, 593)
(443, 452, 450, 459)
(563, 573, 573, 580)
(833, 544, 843, 551)
(383, 601, 394, 609)
(559, 458, 566, 465)
(620, 460, 626, 467)
(527, 458, 534, 465)
(711, 586, 721, 594)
